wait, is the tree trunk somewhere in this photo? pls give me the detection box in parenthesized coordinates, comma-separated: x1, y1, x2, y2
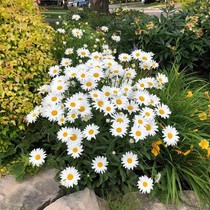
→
(63, 0, 68, 9)
(89, 0, 109, 13)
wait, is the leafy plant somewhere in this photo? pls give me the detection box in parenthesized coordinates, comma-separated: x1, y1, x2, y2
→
(0, 0, 55, 166)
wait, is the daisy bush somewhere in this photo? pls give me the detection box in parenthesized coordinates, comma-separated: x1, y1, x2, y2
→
(24, 13, 210, 206)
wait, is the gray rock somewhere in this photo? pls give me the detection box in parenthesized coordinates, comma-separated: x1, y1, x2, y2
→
(44, 188, 108, 210)
(0, 168, 61, 210)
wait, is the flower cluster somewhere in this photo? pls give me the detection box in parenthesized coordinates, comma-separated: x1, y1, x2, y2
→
(26, 16, 180, 194)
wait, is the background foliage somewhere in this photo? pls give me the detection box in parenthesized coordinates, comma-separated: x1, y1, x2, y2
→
(0, 0, 55, 170)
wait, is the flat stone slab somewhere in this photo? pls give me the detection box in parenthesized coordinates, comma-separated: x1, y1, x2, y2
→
(0, 168, 61, 210)
(44, 188, 107, 210)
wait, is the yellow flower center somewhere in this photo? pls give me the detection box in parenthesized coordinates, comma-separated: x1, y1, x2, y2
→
(88, 129, 94, 135)
(86, 82, 92, 87)
(128, 105, 133, 111)
(98, 162, 103, 168)
(98, 101, 104, 107)
(117, 118, 124, 123)
(51, 96, 57, 101)
(106, 107, 111, 111)
(52, 69, 57, 74)
(70, 134, 77, 141)
(145, 112, 150, 117)
(67, 174, 74, 180)
(57, 85, 63, 90)
(79, 106, 85, 112)
(167, 132, 173, 139)
(146, 124, 151, 131)
(93, 73, 99, 77)
(116, 127, 122, 133)
(105, 92, 110, 96)
(127, 158, 133, 164)
(143, 181, 148, 187)
(35, 154, 41, 160)
(73, 148, 78, 153)
(70, 102, 76, 107)
(142, 56, 148, 61)
(159, 109, 165, 115)
(63, 132, 68, 137)
(136, 53, 140, 57)
(71, 114, 76, 119)
(139, 96, 145, 101)
(93, 93, 98, 98)
(81, 73, 86, 78)
(138, 119, 143, 124)
(81, 52, 86, 56)
(116, 99, 122, 105)
(136, 131, 141, 136)
(51, 110, 58, 116)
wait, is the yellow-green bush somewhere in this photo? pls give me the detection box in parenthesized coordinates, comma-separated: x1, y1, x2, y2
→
(0, 0, 55, 137)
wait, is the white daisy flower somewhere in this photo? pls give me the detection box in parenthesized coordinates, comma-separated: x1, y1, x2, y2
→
(67, 143, 83, 159)
(118, 53, 132, 62)
(130, 125, 147, 142)
(76, 69, 90, 82)
(77, 48, 90, 58)
(72, 28, 83, 38)
(112, 113, 129, 125)
(83, 124, 100, 140)
(125, 68, 136, 79)
(121, 151, 139, 170)
(102, 86, 112, 98)
(151, 60, 159, 69)
(48, 65, 61, 77)
(110, 122, 128, 138)
(64, 67, 77, 78)
(57, 28, 65, 34)
(155, 103, 171, 119)
(92, 156, 108, 174)
(139, 52, 152, 62)
(140, 107, 155, 120)
(162, 125, 180, 146)
(60, 58, 72, 67)
(137, 175, 153, 194)
(111, 34, 121, 42)
(136, 78, 149, 90)
(77, 101, 92, 117)
(57, 115, 66, 126)
(132, 49, 143, 60)
(92, 97, 105, 111)
(29, 148, 46, 167)
(90, 52, 103, 60)
(65, 97, 81, 111)
(125, 100, 139, 114)
(89, 90, 103, 100)
(101, 26, 109, 32)
(38, 84, 51, 94)
(110, 64, 125, 77)
(102, 101, 116, 116)
(44, 92, 62, 105)
(139, 61, 152, 71)
(144, 120, 158, 136)
(26, 107, 40, 123)
(133, 114, 146, 127)
(149, 94, 160, 107)
(64, 48, 74, 55)
(66, 110, 78, 123)
(60, 166, 80, 188)
(111, 95, 128, 110)
(156, 73, 168, 84)
(72, 14, 81, 20)
(81, 78, 98, 91)
(67, 127, 83, 146)
(44, 104, 64, 122)
(134, 90, 150, 106)
(57, 127, 72, 142)
(89, 68, 104, 81)
(144, 77, 156, 89)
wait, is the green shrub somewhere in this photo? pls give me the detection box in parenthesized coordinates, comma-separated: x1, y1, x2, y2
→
(0, 0, 55, 165)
